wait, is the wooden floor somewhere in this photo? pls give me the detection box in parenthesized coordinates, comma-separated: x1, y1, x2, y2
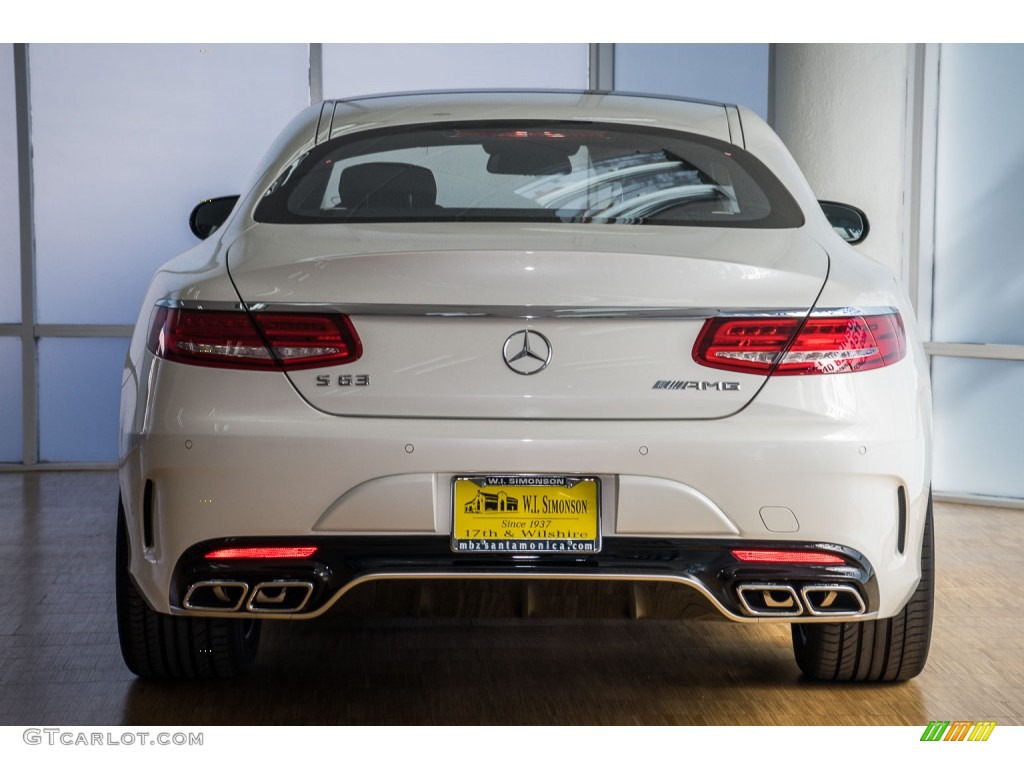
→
(1, 471, 1021, 726)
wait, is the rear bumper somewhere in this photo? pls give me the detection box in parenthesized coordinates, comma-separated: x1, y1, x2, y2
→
(120, 356, 931, 621)
(170, 535, 879, 623)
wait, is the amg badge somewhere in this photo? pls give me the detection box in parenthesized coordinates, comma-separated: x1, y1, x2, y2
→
(653, 380, 741, 391)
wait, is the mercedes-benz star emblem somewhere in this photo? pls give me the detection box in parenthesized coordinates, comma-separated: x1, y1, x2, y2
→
(503, 330, 552, 375)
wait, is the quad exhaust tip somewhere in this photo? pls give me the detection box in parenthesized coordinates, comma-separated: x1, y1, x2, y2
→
(246, 581, 314, 613)
(182, 579, 315, 614)
(736, 582, 867, 618)
(801, 584, 866, 616)
(736, 583, 803, 616)
(183, 580, 249, 612)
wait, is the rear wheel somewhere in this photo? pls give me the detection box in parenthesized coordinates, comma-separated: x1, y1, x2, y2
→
(116, 498, 261, 679)
(791, 495, 934, 681)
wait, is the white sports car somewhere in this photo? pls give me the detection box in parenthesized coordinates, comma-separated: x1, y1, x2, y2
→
(117, 90, 933, 681)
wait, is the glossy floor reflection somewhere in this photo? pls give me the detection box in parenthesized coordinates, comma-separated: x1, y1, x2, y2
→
(1, 472, 1021, 725)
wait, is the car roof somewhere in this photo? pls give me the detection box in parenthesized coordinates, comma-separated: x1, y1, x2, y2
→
(321, 89, 742, 146)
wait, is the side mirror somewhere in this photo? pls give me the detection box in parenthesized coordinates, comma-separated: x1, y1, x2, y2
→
(819, 201, 869, 245)
(189, 195, 240, 240)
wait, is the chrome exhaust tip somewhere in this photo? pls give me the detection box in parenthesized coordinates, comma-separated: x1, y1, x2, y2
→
(246, 581, 314, 614)
(801, 584, 866, 616)
(183, 580, 249, 612)
(736, 583, 804, 616)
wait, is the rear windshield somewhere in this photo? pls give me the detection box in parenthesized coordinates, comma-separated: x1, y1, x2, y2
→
(254, 121, 804, 228)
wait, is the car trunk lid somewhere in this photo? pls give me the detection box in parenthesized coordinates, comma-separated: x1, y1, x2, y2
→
(227, 223, 827, 420)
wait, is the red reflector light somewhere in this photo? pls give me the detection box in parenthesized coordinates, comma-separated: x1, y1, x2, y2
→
(731, 549, 845, 565)
(693, 312, 906, 375)
(204, 546, 318, 560)
(147, 307, 362, 371)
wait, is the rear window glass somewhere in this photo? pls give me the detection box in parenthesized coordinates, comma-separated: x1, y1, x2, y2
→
(254, 121, 804, 229)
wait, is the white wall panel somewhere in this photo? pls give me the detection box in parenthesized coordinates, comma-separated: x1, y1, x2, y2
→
(39, 338, 130, 462)
(0, 338, 21, 461)
(323, 44, 588, 98)
(615, 44, 769, 120)
(0, 44, 20, 323)
(933, 44, 1024, 346)
(30, 44, 310, 325)
(932, 357, 1024, 499)
(927, 45, 1024, 501)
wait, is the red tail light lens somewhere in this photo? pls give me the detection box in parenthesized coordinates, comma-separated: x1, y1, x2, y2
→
(204, 546, 318, 560)
(731, 549, 845, 565)
(148, 307, 362, 371)
(693, 312, 905, 376)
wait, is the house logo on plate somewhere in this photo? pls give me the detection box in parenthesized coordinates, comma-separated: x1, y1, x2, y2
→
(464, 490, 520, 514)
(503, 329, 552, 375)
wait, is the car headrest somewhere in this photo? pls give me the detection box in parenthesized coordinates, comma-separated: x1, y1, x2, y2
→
(483, 141, 572, 175)
(338, 162, 438, 210)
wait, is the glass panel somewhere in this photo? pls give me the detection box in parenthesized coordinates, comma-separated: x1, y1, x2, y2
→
(39, 338, 130, 462)
(933, 44, 1024, 345)
(30, 44, 310, 325)
(0, 44, 20, 323)
(615, 44, 770, 120)
(0, 337, 22, 462)
(256, 121, 803, 229)
(323, 44, 588, 97)
(932, 356, 1024, 499)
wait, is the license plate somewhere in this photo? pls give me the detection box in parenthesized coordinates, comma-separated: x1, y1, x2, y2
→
(451, 475, 601, 553)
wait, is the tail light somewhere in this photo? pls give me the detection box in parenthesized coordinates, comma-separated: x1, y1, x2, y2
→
(693, 312, 906, 376)
(147, 307, 361, 371)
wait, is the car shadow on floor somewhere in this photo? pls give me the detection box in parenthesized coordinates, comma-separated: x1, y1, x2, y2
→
(119, 615, 928, 726)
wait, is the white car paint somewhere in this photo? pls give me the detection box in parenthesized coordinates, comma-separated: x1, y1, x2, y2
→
(117, 91, 932, 680)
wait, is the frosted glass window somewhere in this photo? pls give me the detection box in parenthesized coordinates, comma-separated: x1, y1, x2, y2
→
(39, 338, 130, 462)
(932, 356, 1024, 499)
(0, 44, 20, 323)
(933, 44, 1024, 345)
(0, 338, 21, 462)
(615, 44, 769, 120)
(30, 44, 310, 325)
(323, 44, 588, 98)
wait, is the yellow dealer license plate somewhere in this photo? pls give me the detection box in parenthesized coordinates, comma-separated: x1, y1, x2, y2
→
(452, 475, 601, 553)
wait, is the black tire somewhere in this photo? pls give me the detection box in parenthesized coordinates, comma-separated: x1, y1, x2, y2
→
(791, 495, 934, 682)
(116, 498, 261, 679)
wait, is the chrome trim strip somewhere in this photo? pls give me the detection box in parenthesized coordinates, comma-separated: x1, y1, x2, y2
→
(169, 571, 878, 624)
(263, 304, 726, 319)
(806, 306, 900, 318)
(800, 584, 867, 617)
(155, 298, 247, 311)
(156, 298, 899, 321)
